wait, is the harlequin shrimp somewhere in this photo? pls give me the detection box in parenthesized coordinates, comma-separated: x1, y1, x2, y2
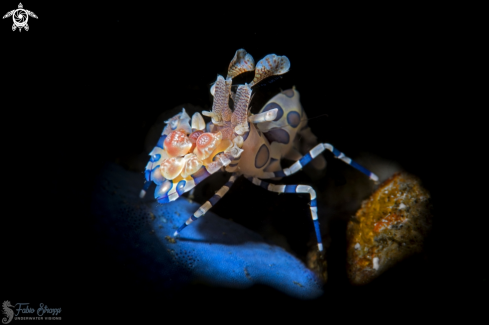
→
(140, 49, 378, 252)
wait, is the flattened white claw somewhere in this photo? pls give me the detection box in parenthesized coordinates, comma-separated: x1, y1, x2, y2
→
(191, 112, 206, 131)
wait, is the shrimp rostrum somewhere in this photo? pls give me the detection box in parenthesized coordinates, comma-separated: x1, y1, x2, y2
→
(140, 49, 378, 252)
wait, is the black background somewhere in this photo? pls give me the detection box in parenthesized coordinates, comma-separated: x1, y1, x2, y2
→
(1, 2, 479, 323)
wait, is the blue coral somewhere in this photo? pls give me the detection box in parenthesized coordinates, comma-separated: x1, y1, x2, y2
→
(91, 163, 323, 299)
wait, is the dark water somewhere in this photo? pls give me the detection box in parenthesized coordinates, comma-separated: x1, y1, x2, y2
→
(2, 2, 474, 322)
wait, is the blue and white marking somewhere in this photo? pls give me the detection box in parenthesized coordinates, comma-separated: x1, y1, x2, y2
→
(174, 173, 239, 236)
(247, 176, 323, 252)
(261, 142, 379, 182)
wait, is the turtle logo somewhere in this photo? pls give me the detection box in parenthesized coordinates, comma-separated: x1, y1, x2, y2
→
(3, 3, 37, 32)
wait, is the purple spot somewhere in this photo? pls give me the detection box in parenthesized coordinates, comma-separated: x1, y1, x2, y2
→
(283, 89, 294, 97)
(287, 111, 301, 128)
(255, 144, 269, 169)
(262, 103, 283, 121)
(264, 128, 290, 144)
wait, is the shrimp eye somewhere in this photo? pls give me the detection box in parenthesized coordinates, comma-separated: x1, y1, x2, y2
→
(164, 130, 192, 157)
(194, 131, 222, 160)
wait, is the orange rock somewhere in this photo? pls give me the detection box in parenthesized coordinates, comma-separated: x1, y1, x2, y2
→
(346, 172, 432, 285)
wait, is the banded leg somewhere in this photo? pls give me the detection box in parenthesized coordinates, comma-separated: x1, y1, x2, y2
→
(139, 180, 152, 198)
(246, 176, 323, 252)
(173, 173, 238, 236)
(262, 143, 379, 182)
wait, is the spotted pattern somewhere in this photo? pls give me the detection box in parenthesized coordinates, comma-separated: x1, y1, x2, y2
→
(150, 154, 161, 163)
(287, 111, 301, 128)
(283, 89, 294, 97)
(176, 180, 186, 195)
(264, 128, 290, 144)
(156, 135, 167, 149)
(155, 179, 173, 203)
(262, 103, 283, 121)
(255, 144, 270, 169)
(150, 166, 165, 185)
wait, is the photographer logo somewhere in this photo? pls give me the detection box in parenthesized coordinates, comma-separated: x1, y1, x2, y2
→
(2, 301, 61, 322)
